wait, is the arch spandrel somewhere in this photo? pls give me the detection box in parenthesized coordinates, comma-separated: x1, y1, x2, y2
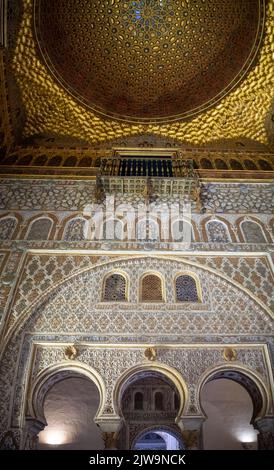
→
(2, 255, 273, 350)
(0, 256, 273, 441)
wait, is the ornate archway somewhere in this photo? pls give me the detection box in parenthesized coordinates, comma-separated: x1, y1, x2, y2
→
(29, 362, 106, 423)
(0, 255, 272, 449)
(113, 362, 188, 422)
(198, 364, 269, 423)
(132, 425, 185, 451)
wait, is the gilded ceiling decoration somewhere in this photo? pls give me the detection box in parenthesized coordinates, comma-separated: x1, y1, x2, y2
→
(34, 0, 263, 123)
(10, 0, 274, 147)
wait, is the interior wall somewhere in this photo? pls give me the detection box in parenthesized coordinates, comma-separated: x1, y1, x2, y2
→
(201, 378, 258, 450)
(38, 377, 104, 450)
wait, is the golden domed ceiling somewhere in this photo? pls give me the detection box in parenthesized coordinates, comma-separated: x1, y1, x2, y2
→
(34, 0, 263, 123)
(3, 0, 273, 148)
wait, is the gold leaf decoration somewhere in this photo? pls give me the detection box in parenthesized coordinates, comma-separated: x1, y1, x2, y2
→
(223, 347, 237, 362)
(144, 347, 157, 361)
(64, 345, 78, 360)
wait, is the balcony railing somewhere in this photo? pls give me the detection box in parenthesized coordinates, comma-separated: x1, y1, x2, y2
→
(97, 157, 200, 199)
(100, 157, 196, 178)
(100, 175, 199, 197)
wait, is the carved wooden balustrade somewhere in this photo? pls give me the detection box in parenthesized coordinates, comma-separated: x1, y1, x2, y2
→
(100, 157, 200, 199)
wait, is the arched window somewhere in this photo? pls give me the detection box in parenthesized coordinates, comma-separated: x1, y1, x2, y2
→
(258, 159, 272, 171)
(64, 218, 86, 241)
(137, 218, 159, 241)
(33, 155, 48, 166)
(103, 219, 124, 240)
(134, 392, 144, 411)
(206, 220, 230, 243)
(172, 220, 193, 242)
(103, 273, 127, 301)
(241, 220, 267, 243)
(48, 156, 62, 166)
(200, 158, 213, 169)
(27, 218, 53, 240)
(215, 159, 228, 170)
(79, 157, 91, 167)
(17, 155, 32, 166)
(141, 274, 163, 302)
(230, 159, 243, 170)
(155, 392, 164, 411)
(63, 156, 77, 167)
(244, 160, 257, 170)
(176, 275, 199, 302)
(0, 217, 17, 240)
(2, 155, 18, 165)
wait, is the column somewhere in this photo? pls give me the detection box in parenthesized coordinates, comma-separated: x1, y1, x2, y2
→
(96, 417, 122, 450)
(254, 417, 274, 450)
(22, 417, 46, 450)
(0, 429, 21, 450)
(177, 417, 205, 450)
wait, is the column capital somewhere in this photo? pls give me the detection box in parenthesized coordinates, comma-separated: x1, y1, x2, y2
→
(25, 417, 46, 435)
(254, 416, 274, 450)
(94, 416, 122, 433)
(95, 416, 122, 449)
(177, 416, 205, 431)
(254, 416, 274, 433)
(22, 417, 46, 450)
(177, 416, 205, 450)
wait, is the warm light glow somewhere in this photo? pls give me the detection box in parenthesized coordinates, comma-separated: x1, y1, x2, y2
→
(41, 429, 68, 445)
(236, 430, 257, 443)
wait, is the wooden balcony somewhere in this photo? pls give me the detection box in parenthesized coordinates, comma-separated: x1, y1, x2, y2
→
(99, 157, 200, 198)
(100, 175, 200, 197)
(100, 157, 196, 178)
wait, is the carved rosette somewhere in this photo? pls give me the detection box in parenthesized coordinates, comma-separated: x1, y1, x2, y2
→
(64, 345, 78, 360)
(223, 347, 237, 362)
(144, 347, 157, 361)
